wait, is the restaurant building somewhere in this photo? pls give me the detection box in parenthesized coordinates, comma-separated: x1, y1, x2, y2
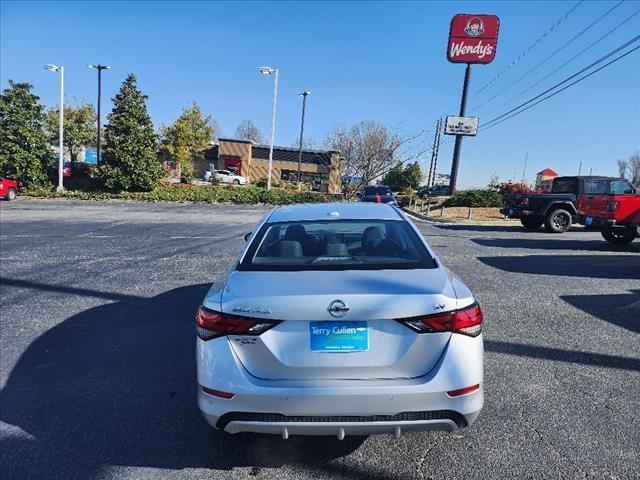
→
(198, 138, 342, 194)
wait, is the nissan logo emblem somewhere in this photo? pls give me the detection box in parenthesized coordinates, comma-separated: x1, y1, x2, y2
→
(327, 300, 349, 318)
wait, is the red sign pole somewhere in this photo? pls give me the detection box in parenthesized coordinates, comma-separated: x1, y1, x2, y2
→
(447, 14, 500, 194)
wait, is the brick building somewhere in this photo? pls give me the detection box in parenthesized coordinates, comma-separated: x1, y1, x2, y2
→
(197, 139, 341, 194)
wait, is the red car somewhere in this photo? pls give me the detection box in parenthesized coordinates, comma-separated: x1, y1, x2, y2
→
(0, 177, 18, 201)
(577, 178, 639, 244)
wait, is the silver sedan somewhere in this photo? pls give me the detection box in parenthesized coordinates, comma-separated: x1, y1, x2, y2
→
(196, 202, 484, 439)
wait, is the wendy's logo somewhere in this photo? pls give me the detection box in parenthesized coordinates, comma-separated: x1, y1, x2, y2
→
(465, 17, 484, 37)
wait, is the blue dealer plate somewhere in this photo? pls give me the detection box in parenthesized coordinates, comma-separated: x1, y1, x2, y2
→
(310, 321, 369, 352)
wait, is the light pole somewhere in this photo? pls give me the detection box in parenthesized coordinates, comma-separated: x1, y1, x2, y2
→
(259, 66, 278, 190)
(44, 64, 64, 191)
(87, 64, 112, 164)
(296, 91, 311, 183)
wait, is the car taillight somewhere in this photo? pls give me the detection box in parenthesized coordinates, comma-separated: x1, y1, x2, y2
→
(195, 306, 280, 341)
(398, 303, 483, 337)
(605, 201, 619, 211)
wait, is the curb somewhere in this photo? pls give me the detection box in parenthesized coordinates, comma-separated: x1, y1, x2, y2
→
(401, 207, 453, 224)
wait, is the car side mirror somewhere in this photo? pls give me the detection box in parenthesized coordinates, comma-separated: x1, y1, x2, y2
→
(244, 232, 251, 241)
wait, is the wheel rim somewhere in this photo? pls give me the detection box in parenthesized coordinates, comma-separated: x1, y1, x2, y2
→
(9, 190, 16, 199)
(553, 214, 568, 229)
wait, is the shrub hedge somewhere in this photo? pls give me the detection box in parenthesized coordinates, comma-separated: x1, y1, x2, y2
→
(23, 184, 325, 205)
(442, 189, 502, 208)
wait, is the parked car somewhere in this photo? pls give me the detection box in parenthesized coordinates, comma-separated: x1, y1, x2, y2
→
(49, 162, 73, 179)
(359, 185, 398, 205)
(417, 184, 450, 198)
(501, 176, 620, 233)
(0, 177, 18, 200)
(205, 168, 248, 185)
(577, 178, 639, 245)
(196, 203, 484, 437)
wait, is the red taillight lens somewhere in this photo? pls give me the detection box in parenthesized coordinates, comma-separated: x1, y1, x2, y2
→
(195, 306, 279, 341)
(447, 384, 480, 397)
(399, 303, 483, 337)
(202, 386, 234, 399)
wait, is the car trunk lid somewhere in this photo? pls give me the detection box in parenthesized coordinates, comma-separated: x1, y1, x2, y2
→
(214, 269, 457, 380)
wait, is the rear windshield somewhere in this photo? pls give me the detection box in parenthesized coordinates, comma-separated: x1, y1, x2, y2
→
(239, 220, 436, 271)
(363, 186, 391, 195)
(551, 178, 576, 193)
(584, 180, 607, 194)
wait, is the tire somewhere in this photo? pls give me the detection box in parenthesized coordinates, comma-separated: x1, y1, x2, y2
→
(6, 188, 17, 201)
(544, 209, 572, 233)
(520, 217, 543, 230)
(601, 228, 636, 245)
(233, 179, 240, 185)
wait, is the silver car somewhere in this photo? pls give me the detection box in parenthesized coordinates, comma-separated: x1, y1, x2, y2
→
(196, 203, 484, 438)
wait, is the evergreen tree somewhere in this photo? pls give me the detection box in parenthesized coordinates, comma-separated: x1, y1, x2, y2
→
(383, 161, 423, 192)
(101, 74, 162, 191)
(0, 81, 55, 188)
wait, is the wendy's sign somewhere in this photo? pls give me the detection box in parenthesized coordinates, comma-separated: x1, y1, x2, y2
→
(448, 14, 500, 64)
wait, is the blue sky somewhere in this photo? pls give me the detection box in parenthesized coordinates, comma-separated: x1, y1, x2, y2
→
(1, 0, 639, 187)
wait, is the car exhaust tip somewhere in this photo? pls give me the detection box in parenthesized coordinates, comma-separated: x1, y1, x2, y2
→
(394, 426, 402, 439)
(281, 427, 289, 440)
(337, 428, 345, 440)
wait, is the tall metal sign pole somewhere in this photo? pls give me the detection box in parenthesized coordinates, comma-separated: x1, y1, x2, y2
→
(446, 14, 500, 194)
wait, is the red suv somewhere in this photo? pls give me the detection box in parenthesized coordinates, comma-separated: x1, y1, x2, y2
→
(0, 177, 18, 201)
(577, 178, 639, 244)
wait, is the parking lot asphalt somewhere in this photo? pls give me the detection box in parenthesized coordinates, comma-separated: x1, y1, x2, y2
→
(1, 199, 639, 480)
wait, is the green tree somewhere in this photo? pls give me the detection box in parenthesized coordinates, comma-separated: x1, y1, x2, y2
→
(382, 161, 423, 192)
(46, 102, 96, 162)
(0, 81, 54, 188)
(101, 74, 163, 191)
(161, 102, 216, 181)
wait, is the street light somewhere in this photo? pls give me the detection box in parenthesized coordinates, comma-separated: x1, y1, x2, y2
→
(87, 64, 112, 164)
(259, 66, 278, 190)
(296, 91, 311, 182)
(44, 64, 64, 191)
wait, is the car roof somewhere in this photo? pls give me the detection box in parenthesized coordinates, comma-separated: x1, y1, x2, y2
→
(267, 202, 403, 223)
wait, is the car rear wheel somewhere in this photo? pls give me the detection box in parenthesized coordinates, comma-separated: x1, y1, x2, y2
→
(544, 209, 572, 233)
(520, 217, 543, 230)
(6, 188, 17, 201)
(233, 179, 240, 185)
(601, 228, 636, 245)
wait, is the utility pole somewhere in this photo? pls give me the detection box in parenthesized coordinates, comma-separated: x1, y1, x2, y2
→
(427, 119, 440, 188)
(296, 91, 311, 182)
(448, 63, 471, 195)
(431, 119, 442, 188)
(578, 160, 582, 175)
(521, 152, 528, 184)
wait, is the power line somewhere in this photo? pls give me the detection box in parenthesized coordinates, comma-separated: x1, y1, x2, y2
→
(480, 41, 640, 131)
(482, 35, 640, 129)
(480, 7, 640, 117)
(470, 0, 626, 113)
(471, 1, 584, 98)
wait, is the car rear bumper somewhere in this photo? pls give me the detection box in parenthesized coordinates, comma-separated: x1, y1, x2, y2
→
(210, 410, 469, 438)
(500, 208, 536, 218)
(197, 333, 484, 437)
